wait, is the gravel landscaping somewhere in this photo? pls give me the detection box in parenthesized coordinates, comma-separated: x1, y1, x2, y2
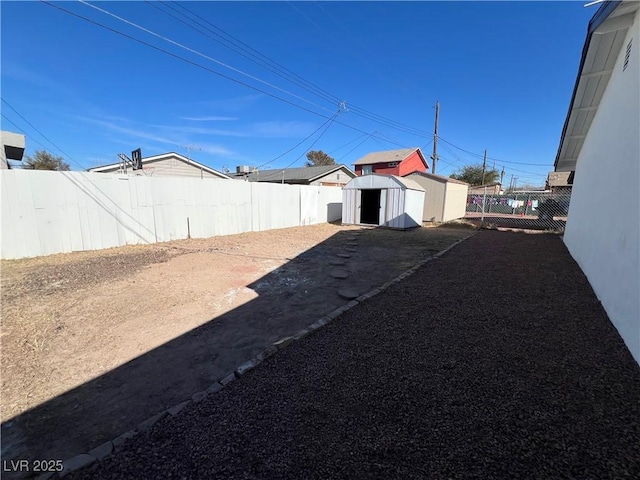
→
(64, 230, 640, 480)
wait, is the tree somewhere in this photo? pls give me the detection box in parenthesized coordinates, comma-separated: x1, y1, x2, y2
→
(305, 150, 336, 167)
(24, 150, 70, 171)
(450, 164, 499, 186)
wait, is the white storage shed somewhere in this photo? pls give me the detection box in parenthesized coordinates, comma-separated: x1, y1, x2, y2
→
(405, 171, 469, 223)
(342, 174, 425, 229)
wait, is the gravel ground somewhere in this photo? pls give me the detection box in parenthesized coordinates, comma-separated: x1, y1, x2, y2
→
(70, 230, 640, 480)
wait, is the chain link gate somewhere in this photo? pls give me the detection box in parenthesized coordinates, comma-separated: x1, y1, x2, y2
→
(464, 190, 572, 231)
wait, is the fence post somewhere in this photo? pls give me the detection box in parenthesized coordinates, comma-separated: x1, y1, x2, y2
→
(480, 186, 487, 227)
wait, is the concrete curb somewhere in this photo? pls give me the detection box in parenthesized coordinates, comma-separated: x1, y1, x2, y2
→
(43, 231, 475, 479)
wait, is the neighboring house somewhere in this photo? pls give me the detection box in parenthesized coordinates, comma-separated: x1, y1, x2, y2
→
(546, 171, 574, 192)
(342, 174, 425, 229)
(352, 147, 429, 177)
(89, 152, 231, 179)
(405, 171, 469, 223)
(467, 183, 503, 195)
(237, 164, 356, 186)
(555, 0, 639, 365)
(1, 131, 25, 169)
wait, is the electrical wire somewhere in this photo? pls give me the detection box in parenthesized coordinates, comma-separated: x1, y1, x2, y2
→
(255, 112, 339, 169)
(41, 1, 409, 150)
(281, 110, 340, 169)
(1, 99, 87, 170)
(159, 1, 433, 139)
(79, 0, 334, 116)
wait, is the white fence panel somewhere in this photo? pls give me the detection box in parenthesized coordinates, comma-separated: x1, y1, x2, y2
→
(300, 185, 318, 225)
(0, 170, 345, 259)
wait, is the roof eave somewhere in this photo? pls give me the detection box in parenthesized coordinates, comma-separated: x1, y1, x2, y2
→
(554, 1, 622, 170)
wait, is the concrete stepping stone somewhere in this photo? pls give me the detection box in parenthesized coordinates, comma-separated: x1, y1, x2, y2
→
(346, 242, 358, 246)
(329, 259, 346, 266)
(338, 288, 359, 300)
(345, 248, 357, 252)
(346, 236, 358, 241)
(330, 270, 349, 279)
(336, 253, 352, 258)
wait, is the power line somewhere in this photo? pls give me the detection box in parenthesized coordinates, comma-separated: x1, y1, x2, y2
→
(438, 136, 552, 167)
(256, 112, 339, 169)
(154, 1, 433, 139)
(1, 99, 87, 170)
(281, 110, 341, 169)
(79, 0, 334, 116)
(1, 113, 53, 152)
(41, 1, 411, 152)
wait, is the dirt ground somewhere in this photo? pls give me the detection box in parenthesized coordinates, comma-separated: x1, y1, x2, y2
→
(1, 222, 473, 464)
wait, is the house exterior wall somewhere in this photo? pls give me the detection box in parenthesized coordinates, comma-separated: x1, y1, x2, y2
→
(563, 10, 640, 365)
(398, 151, 428, 176)
(98, 157, 224, 179)
(354, 151, 427, 177)
(442, 183, 469, 222)
(309, 168, 353, 187)
(354, 163, 400, 176)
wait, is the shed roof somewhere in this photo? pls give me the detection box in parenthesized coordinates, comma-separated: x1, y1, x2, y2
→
(406, 171, 469, 185)
(353, 147, 424, 166)
(244, 164, 354, 182)
(343, 174, 425, 191)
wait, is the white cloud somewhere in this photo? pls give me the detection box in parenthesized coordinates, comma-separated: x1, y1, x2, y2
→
(180, 116, 238, 122)
(250, 120, 318, 137)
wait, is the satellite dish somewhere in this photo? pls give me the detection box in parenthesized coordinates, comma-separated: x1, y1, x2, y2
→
(222, 165, 230, 174)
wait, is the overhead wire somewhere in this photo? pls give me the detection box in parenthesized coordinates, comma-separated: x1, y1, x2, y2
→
(1, 99, 87, 170)
(40, 1, 410, 150)
(159, 1, 433, 139)
(255, 111, 339, 169)
(78, 0, 334, 115)
(280, 110, 341, 169)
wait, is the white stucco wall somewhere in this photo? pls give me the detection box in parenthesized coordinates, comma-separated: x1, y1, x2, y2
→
(563, 11, 640, 364)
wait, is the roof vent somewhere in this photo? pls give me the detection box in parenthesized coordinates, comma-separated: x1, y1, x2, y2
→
(623, 38, 632, 71)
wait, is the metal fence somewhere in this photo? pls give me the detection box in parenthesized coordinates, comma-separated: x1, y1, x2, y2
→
(464, 190, 572, 231)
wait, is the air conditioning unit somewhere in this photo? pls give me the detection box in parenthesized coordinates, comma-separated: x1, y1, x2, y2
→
(236, 165, 250, 174)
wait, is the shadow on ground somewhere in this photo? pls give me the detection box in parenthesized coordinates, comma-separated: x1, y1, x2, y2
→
(1, 226, 471, 475)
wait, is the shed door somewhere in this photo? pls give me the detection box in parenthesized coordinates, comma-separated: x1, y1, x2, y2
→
(360, 189, 381, 225)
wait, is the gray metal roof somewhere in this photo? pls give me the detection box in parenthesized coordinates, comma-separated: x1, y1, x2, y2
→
(245, 164, 355, 183)
(352, 147, 423, 166)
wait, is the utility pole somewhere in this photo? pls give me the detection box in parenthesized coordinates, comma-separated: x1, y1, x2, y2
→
(500, 166, 505, 185)
(481, 149, 487, 185)
(431, 101, 439, 174)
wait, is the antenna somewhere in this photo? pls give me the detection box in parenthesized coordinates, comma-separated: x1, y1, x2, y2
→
(178, 144, 202, 161)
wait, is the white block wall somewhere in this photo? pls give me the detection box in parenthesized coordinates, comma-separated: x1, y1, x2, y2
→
(563, 11, 640, 364)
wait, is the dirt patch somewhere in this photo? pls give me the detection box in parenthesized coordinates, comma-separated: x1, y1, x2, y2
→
(1, 223, 473, 465)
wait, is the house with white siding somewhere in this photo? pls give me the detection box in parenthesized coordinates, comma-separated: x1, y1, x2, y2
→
(555, 0, 639, 365)
(89, 152, 231, 179)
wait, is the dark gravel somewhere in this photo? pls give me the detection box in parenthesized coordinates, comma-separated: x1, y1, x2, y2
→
(71, 230, 640, 480)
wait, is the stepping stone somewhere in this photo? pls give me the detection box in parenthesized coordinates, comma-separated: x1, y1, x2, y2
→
(330, 270, 349, 279)
(346, 236, 358, 241)
(329, 259, 346, 266)
(338, 288, 359, 300)
(345, 248, 357, 252)
(346, 242, 358, 246)
(336, 253, 352, 258)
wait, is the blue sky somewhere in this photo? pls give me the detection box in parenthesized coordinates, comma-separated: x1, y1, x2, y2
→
(1, 1, 594, 186)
